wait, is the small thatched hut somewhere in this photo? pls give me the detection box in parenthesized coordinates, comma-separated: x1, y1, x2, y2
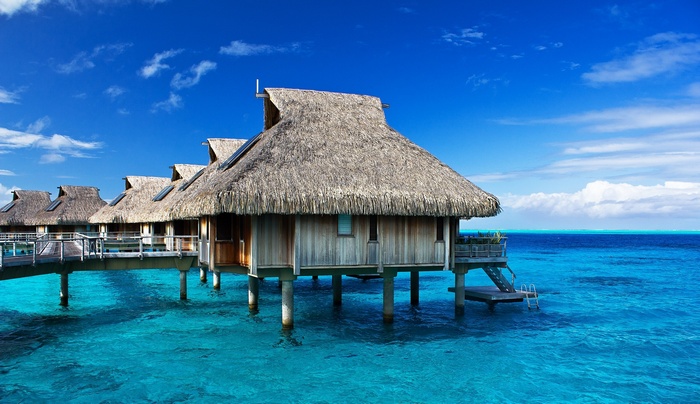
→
(0, 190, 51, 233)
(89, 176, 170, 236)
(29, 185, 106, 234)
(169, 88, 500, 278)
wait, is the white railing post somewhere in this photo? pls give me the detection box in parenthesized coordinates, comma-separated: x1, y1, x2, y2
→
(60, 240, 64, 263)
(139, 237, 143, 259)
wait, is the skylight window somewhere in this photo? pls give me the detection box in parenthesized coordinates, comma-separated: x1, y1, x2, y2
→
(218, 132, 262, 171)
(0, 201, 14, 213)
(46, 200, 62, 211)
(152, 185, 174, 201)
(109, 192, 126, 207)
(179, 168, 205, 191)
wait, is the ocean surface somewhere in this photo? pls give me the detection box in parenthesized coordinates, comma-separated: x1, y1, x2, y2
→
(1, 232, 699, 403)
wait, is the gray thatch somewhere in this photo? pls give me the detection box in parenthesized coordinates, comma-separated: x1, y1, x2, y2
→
(206, 138, 247, 164)
(28, 185, 106, 226)
(171, 88, 501, 219)
(171, 164, 205, 182)
(131, 164, 207, 223)
(0, 190, 51, 226)
(89, 176, 170, 224)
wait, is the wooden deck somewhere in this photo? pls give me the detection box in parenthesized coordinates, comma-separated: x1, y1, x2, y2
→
(448, 286, 538, 304)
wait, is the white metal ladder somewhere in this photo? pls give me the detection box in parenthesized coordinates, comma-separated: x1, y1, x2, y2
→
(520, 283, 539, 310)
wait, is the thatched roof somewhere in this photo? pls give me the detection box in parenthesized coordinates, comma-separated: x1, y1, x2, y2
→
(0, 190, 51, 226)
(28, 185, 106, 226)
(171, 164, 205, 182)
(89, 176, 170, 224)
(206, 138, 247, 164)
(170, 88, 501, 219)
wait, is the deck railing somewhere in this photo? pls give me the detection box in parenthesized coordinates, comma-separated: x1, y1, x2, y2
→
(1, 232, 198, 269)
(454, 236, 508, 259)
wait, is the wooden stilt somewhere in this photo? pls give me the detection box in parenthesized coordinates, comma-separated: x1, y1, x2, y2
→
(179, 270, 187, 300)
(332, 274, 342, 306)
(281, 279, 294, 329)
(410, 271, 419, 306)
(248, 275, 259, 311)
(60, 272, 69, 307)
(213, 271, 221, 290)
(455, 272, 465, 315)
(383, 274, 394, 324)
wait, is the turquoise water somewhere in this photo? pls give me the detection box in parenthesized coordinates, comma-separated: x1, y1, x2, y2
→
(1, 233, 699, 402)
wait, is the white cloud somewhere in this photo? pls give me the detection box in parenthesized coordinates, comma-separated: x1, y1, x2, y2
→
(0, 126, 101, 163)
(219, 40, 300, 56)
(56, 43, 132, 74)
(170, 60, 216, 90)
(583, 32, 700, 84)
(140, 48, 183, 78)
(543, 104, 700, 132)
(0, 0, 45, 16)
(0, 170, 16, 176)
(0, 87, 19, 103)
(504, 181, 700, 219)
(442, 27, 485, 46)
(40, 152, 65, 164)
(104, 85, 126, 100)
(151, 92, 182, 113)
(688, 82, 700, 97)
(26, 116, 50, 134)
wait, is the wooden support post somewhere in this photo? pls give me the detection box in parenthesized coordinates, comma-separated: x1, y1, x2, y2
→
(179, 270, 188, 300)
(332, 274, 342, 306)
(455, 272, 465, 315)
(410, 271, 419, 306)
(293, 214, 301, 276)
(281, 279, 294, 329)
(199, 267, 207, 283)
(248, 275, 259, 311)
(60, 272, 69, 306)
(250, 215, 258, 277)
(383, 274, 395, 324)
(213, 271, 221, 290)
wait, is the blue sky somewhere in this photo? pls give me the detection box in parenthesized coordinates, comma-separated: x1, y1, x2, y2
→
(1, 0, 699, 230)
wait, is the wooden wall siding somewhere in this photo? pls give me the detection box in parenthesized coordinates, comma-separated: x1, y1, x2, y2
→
(293, 215, 443, 268)
(299, 215, 336, 266)
(380, 216, 441, 265)
(257, 214, 292, 266)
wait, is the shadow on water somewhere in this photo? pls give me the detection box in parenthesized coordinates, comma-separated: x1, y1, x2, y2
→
(0, 270, 175, 361)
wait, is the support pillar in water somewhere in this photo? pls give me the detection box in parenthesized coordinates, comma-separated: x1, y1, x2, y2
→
(213, 271, 221, 290)
(410, 271, 419, 306)
(248, 275, 259, 311)
(199, 267, 207, 283)
(383, 274, 395, 324)
(332, 274, 342, 306)
(60, 272, 69, 307)
(281, 279, 294, 329)
(455, 272, 465, 315)
(179, 270, 188, 300)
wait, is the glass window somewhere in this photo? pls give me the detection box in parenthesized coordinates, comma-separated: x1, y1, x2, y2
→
(369, 215, 378, 241)
(338, 214, 352, 236)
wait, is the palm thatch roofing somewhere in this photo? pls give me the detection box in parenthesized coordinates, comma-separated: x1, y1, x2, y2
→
(89, 176, 170, 224)
(170, 88, 501, 219)
(0, 190, 51, 226)
(206, 138, 247, 164)
(28, 185, 106, 226)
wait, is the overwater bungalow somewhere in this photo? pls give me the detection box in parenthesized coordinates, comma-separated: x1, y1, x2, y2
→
(165, 88, 501, 326)
(29, 185, 106, 236)
(90, 176, 171, 242)
(0, 190, 52, 234)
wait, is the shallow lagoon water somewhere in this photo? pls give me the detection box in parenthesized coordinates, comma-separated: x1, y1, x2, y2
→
(1, 232, 699, 402)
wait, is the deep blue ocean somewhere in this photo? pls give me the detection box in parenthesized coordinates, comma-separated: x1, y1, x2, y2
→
(1, 232, 699, 403)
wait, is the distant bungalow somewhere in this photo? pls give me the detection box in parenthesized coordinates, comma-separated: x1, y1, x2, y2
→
(30, 185, 105, 235)
(0, 190, 51, 233)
